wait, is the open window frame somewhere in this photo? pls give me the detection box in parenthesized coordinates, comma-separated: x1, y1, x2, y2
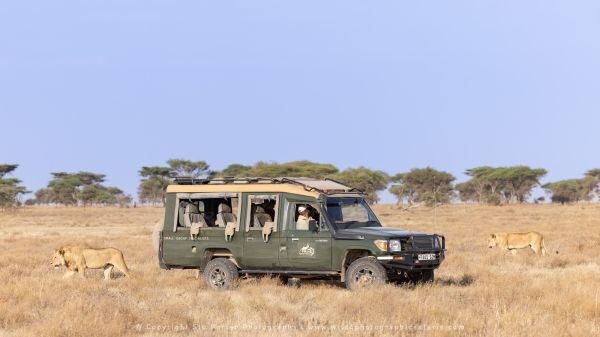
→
(172, 192, 241, 232)
(244, 194, 280, 232)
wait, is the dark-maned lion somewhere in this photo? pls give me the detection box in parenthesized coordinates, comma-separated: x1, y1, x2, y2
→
(51, 247, 131, 279)
(487, 232, 547, 256)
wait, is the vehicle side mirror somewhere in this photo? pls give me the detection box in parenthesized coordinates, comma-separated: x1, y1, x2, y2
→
(308, 220, 319, 233)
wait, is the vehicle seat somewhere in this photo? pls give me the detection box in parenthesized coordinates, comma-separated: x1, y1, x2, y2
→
(253, 206, 272, 228)
(215, 203, 237, 228)
(184, 201, 207, 228)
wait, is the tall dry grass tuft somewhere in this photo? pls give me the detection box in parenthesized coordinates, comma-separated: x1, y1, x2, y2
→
(0, 204, 599, 336)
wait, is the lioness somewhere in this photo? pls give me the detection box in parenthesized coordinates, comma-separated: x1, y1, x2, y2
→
(51, 247, 131, 280)
(487, 232, 547, 256)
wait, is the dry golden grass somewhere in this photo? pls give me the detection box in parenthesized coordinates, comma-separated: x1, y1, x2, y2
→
(1, 204, 599, 337)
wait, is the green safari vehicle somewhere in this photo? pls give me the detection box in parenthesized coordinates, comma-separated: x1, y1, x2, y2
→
(156, 177, 445, 289)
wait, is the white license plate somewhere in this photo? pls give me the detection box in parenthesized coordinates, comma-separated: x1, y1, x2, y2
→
(418, 253, 436, 261)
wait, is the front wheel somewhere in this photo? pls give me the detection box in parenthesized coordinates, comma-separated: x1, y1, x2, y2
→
(203, 258, 239, 290)
(345, 257, 388, 290)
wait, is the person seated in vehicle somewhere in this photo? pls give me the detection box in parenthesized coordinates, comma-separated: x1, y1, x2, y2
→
(296, 205, 313, 230)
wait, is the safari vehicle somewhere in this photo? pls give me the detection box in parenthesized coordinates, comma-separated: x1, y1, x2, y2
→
(156, 177, 445, 289)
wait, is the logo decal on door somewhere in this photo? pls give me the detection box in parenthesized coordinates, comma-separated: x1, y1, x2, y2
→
(299, 244, 315, 257)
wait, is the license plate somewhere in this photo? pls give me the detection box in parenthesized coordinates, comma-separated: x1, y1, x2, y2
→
(418, 253, 436, 261)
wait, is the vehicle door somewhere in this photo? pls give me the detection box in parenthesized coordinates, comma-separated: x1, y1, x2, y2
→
(279, 195, 332, 270)
(240, 194, 281, 269)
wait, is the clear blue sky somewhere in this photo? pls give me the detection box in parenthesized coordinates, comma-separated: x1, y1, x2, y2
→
(1, 1, 599, 203)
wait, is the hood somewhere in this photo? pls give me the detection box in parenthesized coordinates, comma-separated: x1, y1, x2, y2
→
(334, 226, 430, 239)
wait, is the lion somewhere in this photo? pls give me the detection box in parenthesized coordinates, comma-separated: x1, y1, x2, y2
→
(51, 247, 131, 280)
(487, 232, 547, 256)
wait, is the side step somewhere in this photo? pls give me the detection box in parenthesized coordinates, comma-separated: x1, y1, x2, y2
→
(240, 270, 339, 276)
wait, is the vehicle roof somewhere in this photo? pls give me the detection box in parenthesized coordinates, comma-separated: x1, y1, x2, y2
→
(165, 177, 365, 199)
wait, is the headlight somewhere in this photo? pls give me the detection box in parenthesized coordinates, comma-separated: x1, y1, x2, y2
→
(374, 240, 388, 251)
(389, 239, 401, 252)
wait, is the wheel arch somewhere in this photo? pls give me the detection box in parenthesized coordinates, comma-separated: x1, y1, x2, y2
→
(340, 248, 376, 281)
(200, 247, 240, 270)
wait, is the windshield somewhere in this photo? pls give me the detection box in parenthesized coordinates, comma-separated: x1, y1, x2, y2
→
(325, 197, 382, 230)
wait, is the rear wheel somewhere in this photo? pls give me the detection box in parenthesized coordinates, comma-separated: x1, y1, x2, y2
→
(345, 257, 387, 290)
(203, 258, 239, 290)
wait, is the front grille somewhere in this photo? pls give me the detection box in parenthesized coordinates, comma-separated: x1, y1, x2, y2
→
(398, 236, 438, 251)
(412, 236, 435, 250)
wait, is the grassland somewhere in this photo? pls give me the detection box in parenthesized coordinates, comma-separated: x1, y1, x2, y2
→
(0, 204, 599, 337)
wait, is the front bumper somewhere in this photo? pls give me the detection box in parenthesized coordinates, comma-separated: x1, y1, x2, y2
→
(375, 234, 446, 270)
(376, 250, 445, 270)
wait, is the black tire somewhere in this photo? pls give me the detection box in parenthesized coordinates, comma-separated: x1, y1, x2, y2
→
(345, 257, 388, 290)
(408, 269, 434, 284)
(278, 275, 290, 285)
(278, 275, 301, 287)
(203, 258, 239, 290)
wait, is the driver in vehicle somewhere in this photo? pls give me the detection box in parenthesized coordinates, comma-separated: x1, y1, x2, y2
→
(296, 205, 313, 230)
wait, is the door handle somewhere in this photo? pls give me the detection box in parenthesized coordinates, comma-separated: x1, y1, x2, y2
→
(291, 238, 299, 241)
(246, 237, 255, 241)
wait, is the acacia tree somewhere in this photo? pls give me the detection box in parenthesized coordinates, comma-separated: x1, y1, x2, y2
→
(499, 166, 548, 203)
(213, 161, 386, 203)
(216, 163, 253, 177)
(389, 167, 455, 206)
(543, 169, 600, 204)
(455, 180, 478, 203)
(457, 166, 546, 204)
(138, 166, 171, 205)
(79, 185, 132, 207)
(389, 175, 415, 206)
(167, 159, 211, 178)
(213, 161, 340, 180)
(328, 167, 389, 204)
(543, 180, 584, 204)
(0, 164, 28, 209)
(45, 172, 105, 205)
(138, 159, 212, 205)
(459, 166, 508, 204)
(34, 171, 130, 206)
(254, 160, 338, 178)
(585, 169, 600, 198)
(586, 169, 600, 179)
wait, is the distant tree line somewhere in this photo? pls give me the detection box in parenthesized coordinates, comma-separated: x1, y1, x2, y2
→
(31, 172, 131, 207)
(137, 160, 389, 205)
(542, 169, 600, 204)
(1, 161, 598, 208)
(455, 166, 548, 205)
(135, 160, 600, 206)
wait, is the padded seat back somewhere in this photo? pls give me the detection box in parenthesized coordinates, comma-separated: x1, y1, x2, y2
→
(215, 203, 237, 227)
(253, 205, 272, 228)
(184, 201, 207, 228)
